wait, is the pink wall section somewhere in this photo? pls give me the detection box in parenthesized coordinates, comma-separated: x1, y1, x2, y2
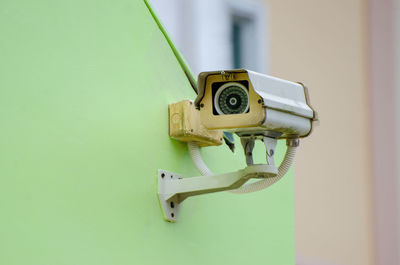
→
(369, 0, 399, 264)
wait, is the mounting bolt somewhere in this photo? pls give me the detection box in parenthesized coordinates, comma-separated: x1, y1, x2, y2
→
(286, 138, 300, 147)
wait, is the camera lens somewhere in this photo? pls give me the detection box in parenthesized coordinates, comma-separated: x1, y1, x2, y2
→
(214, 82, 249, 115)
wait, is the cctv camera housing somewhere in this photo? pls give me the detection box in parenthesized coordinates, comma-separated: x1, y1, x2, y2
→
(194, 69, 317, 138)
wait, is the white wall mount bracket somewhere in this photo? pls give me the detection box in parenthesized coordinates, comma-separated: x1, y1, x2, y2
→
(158, 169, 183, 222)
(158, 164, 278, 222)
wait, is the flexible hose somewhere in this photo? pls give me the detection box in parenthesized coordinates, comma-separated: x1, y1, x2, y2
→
(188, 142, 213, 176)
(188, 141, 297, 194)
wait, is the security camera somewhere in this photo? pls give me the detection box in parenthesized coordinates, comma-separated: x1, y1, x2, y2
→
(194, 69, 317, 139)
(158, 69, 318, 222)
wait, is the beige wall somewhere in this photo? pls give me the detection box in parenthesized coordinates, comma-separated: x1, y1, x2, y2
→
(267, 1, 374, 264)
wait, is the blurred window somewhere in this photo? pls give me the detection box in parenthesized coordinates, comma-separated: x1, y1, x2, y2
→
(231, 15, 256, 69)
(150, 0, 268, 75)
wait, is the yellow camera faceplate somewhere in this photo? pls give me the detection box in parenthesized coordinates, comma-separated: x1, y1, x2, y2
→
(199, 72, 265, 130)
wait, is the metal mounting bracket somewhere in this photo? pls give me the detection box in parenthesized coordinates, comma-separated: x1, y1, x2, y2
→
(158, 169, 182, 222)
(264, 136, 278, 165)
(158, 164, 278, 222)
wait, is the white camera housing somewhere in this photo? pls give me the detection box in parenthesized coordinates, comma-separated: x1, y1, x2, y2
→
(194, 69, 318, 139)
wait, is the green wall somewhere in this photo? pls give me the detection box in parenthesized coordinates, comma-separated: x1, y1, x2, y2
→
(0, 0, 294, 264)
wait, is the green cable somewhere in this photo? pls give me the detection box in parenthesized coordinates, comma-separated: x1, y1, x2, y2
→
(144, 0, 198, 93)
(144, 0, 235, 150)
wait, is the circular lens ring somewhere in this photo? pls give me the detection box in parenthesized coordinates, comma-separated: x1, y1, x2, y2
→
(214, 82, 250, 115)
